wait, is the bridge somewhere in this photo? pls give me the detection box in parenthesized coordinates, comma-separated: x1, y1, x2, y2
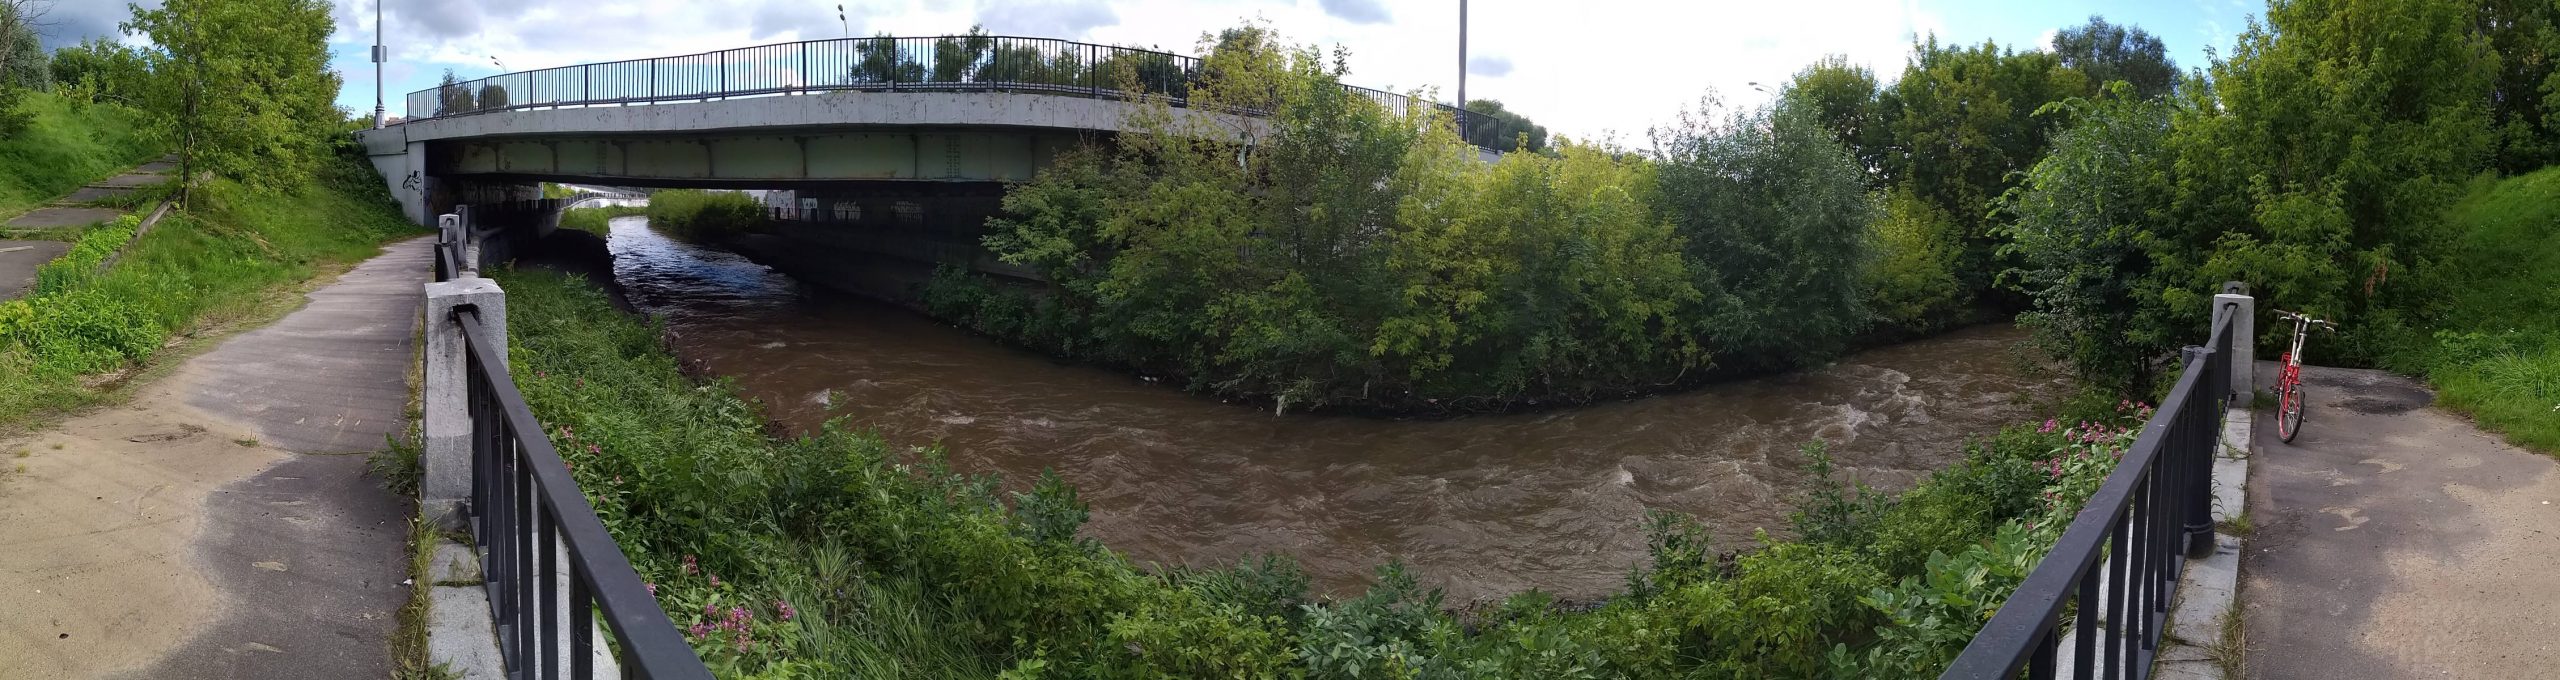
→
(354, 35, 1484, 227)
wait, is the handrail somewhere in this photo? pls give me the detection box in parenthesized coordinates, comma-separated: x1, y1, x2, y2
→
(435, 220, 710, 678)
(1941, 311, 2235, 678)
(399, 34, 1475, 129)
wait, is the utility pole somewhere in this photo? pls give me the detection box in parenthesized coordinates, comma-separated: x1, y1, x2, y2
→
(372, 0, 386, 128)
(1457, 0, 1467, 137)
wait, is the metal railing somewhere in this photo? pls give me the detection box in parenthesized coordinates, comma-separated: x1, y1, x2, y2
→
(402, 35, 1473, 127)
(1942, 306, 2237, 679)
(433, 233, 713, 680)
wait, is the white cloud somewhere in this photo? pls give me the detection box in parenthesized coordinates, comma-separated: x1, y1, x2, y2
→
(1467, 54, 1510, 78)
(1314, 0, 1387, 25)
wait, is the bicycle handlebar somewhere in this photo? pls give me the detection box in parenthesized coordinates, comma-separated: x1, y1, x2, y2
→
(2274, 310, 2339, 331)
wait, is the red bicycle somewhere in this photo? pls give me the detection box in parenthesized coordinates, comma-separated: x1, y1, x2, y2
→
(2273, 310, 2337, 444)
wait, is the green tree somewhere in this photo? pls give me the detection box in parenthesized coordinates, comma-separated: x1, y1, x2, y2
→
(49, 38, 149, 105)
(2478, 0, 2560, 173)
(1874, 37, 2087, 308)
(1652, 98, 1878, 369)
(1867, 188, 1966, 332)
(2050, 16, 2178, 100)
(2001, 89, 2178, 392)
(849, 33, 924, 84)
(929, 25, 993, 83)
(1460, 98, 1548, 153)
(0, 0, 48, 133)
(434, 69, 474, 115)
(125, 0, 344, 190)
(1783, 55, 1885, 180)
(2164, 0, 2496, 361)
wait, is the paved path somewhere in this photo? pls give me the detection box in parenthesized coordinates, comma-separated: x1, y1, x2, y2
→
(4, 154, 176, 231)
(2241, 363, 2560, 679)
(0, 237, 428, 679)
(0, 240, 70, 301)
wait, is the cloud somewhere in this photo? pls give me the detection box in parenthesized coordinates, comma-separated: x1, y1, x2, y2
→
(752, 0, 846, 40)
(34, 0, 161, 49)
(1315, 0, 1387, 25)
(976, 0, 1119, 37)
(1467, 54, 1510, 78)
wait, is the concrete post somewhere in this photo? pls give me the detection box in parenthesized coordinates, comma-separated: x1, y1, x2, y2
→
(422, 276, 506, 530)
(2215, 287, 2255, 399)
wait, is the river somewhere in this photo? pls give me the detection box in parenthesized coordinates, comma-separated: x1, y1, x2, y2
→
(595, 217, 2071, 602)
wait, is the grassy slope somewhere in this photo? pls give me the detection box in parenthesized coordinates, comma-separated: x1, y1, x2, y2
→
(0, 92, 161, 217)
(2397, 169, 2560, 451)
(0, 145, 417, 430)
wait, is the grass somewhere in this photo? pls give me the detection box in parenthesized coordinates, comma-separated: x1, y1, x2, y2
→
(642, 189, 762, 241)
(0, 143, 417, 433)
(2391, 168, 2560, 452)
(0, 92, 161, 218)
(391, 516, 463, 680)
(558, 204, 646, 236)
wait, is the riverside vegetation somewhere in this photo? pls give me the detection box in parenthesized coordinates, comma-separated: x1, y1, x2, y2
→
(501, 263, 2152, 678)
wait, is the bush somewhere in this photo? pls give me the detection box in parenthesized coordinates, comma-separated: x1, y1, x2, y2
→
(1867, 188, 1965, 333)
(646, 189, 766, 242)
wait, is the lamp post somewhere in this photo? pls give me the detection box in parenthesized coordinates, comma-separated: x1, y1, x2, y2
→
(837, 4, 850, 39)
(1457, 0, 1467, 135)
(372, 0, 386, 128)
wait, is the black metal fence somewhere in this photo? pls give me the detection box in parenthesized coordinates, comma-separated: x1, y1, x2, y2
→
(434, 234, 712, 680)
(402, 35, 1470, 126)
(1941, 309, 2237, 679)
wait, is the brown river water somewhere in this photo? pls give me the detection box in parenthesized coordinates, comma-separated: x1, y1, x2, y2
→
(597, 217, 2071, 602)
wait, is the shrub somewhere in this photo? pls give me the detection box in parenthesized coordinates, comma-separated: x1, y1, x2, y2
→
(646, 189, 767, 242)
(1867, 188, 1966, 332)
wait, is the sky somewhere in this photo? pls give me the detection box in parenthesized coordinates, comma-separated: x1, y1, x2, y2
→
(40, 0, 2265, 142)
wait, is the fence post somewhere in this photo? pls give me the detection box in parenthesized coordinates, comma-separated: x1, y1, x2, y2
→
(2216, 282, 2255, 399)
(422, 276, 507, 531)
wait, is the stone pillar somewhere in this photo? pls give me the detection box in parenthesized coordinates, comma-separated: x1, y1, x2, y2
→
(422, 276, 506, 530)
(2215, 286, 2255, 399)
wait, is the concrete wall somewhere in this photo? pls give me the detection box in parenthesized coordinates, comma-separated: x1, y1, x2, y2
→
(385, 90, 1261, 143)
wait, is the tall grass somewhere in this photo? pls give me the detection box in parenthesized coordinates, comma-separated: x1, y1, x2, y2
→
(643, 189, 764, 241)
(558, 204, 646, 236)
(0, 92, 160, 217)
(2393, 169, 2560, 451)
(0, 143, 414, 429)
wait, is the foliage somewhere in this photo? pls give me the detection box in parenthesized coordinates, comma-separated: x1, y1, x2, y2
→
(0, 0, 43, 134)
(1783, 55, 1885, 180)
(558, 204, 646, 235)
(434, 69, 474, 116)
(2388, 168, 2560, 452)
(1874, 37, 2089, 306)
(1866, 188, 1966, 333)
(2049, 16, 2178, 100)
(125, 0, 344, 189)
(2001, 90, 2178, 393)
(507, 262, 2151, 678)
(645, 189, 766, 242)
(1651, 98, 1878, 370)
(1461, 99, 1548, 153)
(0, 90, 160, 215)
(947, 27, 1713, 412)
(2479, 0, 2560, 173)
(47, 38, 150, 106)
(849, 33, 926, 84)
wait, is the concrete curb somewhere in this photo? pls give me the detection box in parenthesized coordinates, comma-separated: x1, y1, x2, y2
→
(2152, 404, 2253, 679)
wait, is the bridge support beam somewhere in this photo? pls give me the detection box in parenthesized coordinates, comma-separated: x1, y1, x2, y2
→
(423, 272, 507, 530)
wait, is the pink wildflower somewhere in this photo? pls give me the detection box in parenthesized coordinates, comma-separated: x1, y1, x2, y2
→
(686, 622, 712, 639)
(705, 602, 719, 617)
(644, 582, 657, 596)
(2040, 419, 2058, 433)
(588, 443, 600, 454)
(682, 554, 698, 575)
(774, 600, 796, 621)
(709, 573, 722, 588)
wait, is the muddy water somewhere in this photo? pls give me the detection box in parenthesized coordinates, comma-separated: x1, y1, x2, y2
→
(600, 217, 2070, 602)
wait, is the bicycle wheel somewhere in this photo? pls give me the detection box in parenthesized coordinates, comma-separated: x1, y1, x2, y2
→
(2278, 381, 2306, 443)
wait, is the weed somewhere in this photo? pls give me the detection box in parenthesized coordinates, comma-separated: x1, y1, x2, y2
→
(2218, 512, 2255, 536)
(232, 438, 257, 447)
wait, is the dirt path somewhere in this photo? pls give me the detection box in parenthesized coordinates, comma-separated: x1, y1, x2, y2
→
(2241, 363, 2560, 679)
(0, 237, 427, 679)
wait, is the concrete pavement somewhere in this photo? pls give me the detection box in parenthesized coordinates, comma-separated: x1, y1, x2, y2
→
(0, 240, 70, 301)
(2240, 363, 2560, 679)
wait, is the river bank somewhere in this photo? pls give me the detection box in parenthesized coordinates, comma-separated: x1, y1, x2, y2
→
(521, 217, 2077, 602)
(476, 231, 2134, 675)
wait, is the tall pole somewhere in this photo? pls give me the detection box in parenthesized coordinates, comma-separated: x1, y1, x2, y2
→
(1457, 0, 1467, 137)
(372, 0, 385, 127)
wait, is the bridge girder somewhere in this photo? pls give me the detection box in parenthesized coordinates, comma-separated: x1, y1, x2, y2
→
(434, 129, 1090, 186)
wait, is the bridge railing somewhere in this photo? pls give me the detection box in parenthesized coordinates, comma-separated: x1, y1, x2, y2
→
(1940, 299, 2240, 679)
(431, 224, 713, 680)
(402, 35, 1475, 128)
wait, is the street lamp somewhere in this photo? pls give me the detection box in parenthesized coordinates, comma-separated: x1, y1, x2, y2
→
(371, 0, 385, 128)
(837, 4, 850, 39)
(490, 56, 507, 73)
(1457, 0, 1467, 134)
